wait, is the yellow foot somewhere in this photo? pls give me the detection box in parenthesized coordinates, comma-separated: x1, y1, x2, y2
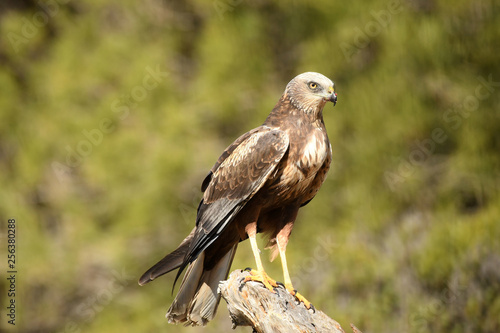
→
(243, 269, 279, 292)
(294, 291, 313, 310)
(285, 283, 313, 309)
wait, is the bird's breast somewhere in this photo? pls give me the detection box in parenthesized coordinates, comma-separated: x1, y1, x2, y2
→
(265, 128, 330, 203)
(298, 130, 329, 171)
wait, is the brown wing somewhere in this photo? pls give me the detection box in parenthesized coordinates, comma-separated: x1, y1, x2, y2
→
(177, 127, 289, 278)
(201, 127, 263, 192)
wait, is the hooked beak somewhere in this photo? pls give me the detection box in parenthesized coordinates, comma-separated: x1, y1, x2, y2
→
(330, 92, 337, 106)
(326, 86, 337, 106)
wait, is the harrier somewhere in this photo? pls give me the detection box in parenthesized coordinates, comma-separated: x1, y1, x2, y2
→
(139, 72, 338, 326)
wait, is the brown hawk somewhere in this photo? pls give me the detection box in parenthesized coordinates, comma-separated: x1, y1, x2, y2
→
(139, 72, 338, 326)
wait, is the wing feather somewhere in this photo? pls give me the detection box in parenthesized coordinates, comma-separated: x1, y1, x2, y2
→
(201, 127, 262, 192)
(175, 128, 289, 281)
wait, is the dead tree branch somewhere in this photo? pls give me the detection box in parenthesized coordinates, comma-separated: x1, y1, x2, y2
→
(219, 270, 360, 333)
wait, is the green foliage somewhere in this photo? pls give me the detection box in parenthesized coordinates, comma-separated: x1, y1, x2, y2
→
(0, 0, 499, 332)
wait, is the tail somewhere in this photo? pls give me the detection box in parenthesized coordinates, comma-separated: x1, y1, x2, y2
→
(167, 244, 237, 326)
(138, 228, 196, 286)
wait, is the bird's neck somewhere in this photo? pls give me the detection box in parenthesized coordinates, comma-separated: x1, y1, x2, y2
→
(264, 95, 325, 128)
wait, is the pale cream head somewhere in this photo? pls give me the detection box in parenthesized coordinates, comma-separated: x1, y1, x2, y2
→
(284, 72, 337, 114)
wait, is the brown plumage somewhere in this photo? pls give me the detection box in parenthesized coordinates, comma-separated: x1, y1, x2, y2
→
(139, 72, 338, 326)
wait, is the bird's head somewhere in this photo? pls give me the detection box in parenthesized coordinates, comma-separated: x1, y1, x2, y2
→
(284, 72, 337, 115)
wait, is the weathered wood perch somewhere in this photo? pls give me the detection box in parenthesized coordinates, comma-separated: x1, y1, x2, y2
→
(219, 270, 362, 333)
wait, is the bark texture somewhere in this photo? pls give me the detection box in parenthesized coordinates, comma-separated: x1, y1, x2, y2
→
(219, 270, 361, 333)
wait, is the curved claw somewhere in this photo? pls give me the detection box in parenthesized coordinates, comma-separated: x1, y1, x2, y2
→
(243, 269, 278, 292)
(294, 291, 313, 309)
(284, 283, 313, 309)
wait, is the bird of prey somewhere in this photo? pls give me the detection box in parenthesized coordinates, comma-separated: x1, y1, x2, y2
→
(139, 72, 338, 326)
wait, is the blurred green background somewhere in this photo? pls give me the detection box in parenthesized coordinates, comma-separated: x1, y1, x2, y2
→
(1, 0, 499, 332)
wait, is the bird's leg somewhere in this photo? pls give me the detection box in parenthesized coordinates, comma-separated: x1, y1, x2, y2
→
(243, 222, 278, 292)
(276, 224, 313, 309)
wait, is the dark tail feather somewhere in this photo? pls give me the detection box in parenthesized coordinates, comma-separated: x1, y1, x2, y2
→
(138, 228, 195, 286)
(167, 244, 237, 326)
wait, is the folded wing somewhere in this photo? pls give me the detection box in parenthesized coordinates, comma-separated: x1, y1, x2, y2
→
(176, 127, 289, 281)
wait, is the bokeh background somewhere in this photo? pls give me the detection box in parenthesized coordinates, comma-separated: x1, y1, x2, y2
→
(1, 0, 499, 332)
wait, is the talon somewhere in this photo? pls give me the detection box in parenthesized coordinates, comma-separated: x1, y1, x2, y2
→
(276, 281, 285, 288)
(294, 291, 313, 309)
(243, 269, 278, 292)
(244, 267, 253, 272)
(284, 283, 313, 309)
(284, 283, 297, 296)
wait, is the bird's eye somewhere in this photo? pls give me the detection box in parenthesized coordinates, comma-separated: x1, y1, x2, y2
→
(308, 82, 318, 89)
